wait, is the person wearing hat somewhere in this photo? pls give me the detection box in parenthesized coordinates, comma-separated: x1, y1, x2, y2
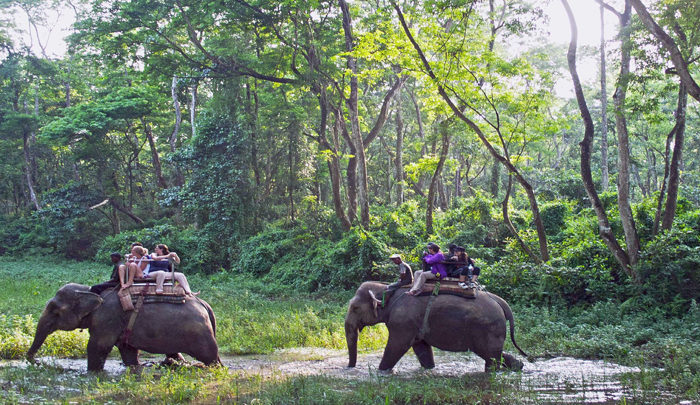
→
(89, 252, 126, 295)
(386, 253, 413, 293)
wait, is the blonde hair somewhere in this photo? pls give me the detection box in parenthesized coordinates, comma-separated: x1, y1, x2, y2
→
(132, 246, 146, 256)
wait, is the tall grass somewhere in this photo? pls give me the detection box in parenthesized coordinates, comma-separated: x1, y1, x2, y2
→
(0, 257, 387, 360)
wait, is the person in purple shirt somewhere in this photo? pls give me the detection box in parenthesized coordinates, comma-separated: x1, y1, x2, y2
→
(407, 243, 447, 296)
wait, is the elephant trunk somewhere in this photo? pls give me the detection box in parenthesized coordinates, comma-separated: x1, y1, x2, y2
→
(26, 315, 54, 361)
(345, 321, 358, 368)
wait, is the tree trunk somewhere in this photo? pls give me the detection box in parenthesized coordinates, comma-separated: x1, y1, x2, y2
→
(395, 90, 405, 206)
(288, 127, 297, 222)
(661, 82, 686, 231)
(246, 80, 262, 188)
(335, 106, 358, 223)
(141, 118, 167, 189)
(438, 176, 448, 210)
(599, 4, 610, 191)
(23, 131, 40, 210)
(408, 87, 428, 190)
(490, 161, 500, 197)
(323, 94, 352, 230)
(611, 2, 640, 266)
(169, 76, 185, 187)
(190, 82, 197, 138)
(503, 175, 538, 262)
(339, 0, 370, 227)
(561, 0, 634, 279)
(426, 122, 450, 235)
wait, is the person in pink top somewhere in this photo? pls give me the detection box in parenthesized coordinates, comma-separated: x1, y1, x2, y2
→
(406, 243, 447, 296)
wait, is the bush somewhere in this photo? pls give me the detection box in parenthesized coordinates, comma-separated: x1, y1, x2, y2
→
(484, 261, 628, 307)
(539, 201, 572, 239)
(635, 223, 700, 315)
(235, 226, 392, 292)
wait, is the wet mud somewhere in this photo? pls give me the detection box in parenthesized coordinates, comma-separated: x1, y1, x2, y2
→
(0, 349, 668, 403)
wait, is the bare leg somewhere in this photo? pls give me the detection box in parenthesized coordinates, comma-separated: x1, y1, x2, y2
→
(121, 263, 137, 289)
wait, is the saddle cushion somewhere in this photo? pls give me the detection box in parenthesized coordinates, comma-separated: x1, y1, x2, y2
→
(411, 279, 477, 298)
(117, 284, 187, 311)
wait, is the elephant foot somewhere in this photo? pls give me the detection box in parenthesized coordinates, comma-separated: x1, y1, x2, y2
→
(376, 368, 394, 376)
(502, 353, 524, 371)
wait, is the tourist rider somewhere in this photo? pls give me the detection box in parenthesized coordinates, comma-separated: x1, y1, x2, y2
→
(407, 243, 447, 296)
(145, 244, 198, 297)
(456, 247, 480, 289)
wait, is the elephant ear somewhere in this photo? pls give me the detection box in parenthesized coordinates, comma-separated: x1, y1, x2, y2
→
(74, 291, 104, 318)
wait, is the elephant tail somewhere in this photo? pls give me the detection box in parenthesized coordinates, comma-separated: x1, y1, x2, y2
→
(488, 293, 529, 359)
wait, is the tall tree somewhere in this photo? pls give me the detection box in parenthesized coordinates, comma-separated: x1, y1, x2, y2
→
(562, 0, 635, 279)
(392, 1, 551, 262)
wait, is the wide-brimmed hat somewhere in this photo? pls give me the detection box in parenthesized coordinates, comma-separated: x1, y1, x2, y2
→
(389, 254, 402, 259)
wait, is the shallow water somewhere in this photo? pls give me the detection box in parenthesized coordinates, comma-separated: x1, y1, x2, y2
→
(0, 349, 677, 403)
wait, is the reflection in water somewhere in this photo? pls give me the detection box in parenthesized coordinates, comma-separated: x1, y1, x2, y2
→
(0, 349, 669, 403)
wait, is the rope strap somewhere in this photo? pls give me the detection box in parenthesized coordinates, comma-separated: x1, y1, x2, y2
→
(122, 293, 145, 346)
(417, 292, 438, 340)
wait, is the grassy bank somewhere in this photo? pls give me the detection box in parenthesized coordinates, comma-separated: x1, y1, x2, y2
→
(1, 257, 699, 403)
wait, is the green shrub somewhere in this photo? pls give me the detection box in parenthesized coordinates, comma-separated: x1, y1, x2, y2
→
(539, 201, 572, 239)
(636, 223, 700, 315)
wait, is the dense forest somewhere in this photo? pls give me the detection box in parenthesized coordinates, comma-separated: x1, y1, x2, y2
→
(1, 0, 700, 402)
(3, 0, 699, 304)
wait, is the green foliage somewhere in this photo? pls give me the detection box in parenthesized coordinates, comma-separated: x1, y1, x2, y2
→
(35, 182, 108, 259)
(484, 261, 628, 308)
(635, 216, 700, 315)
(539, 200, 572, 238)
(172, 109, 254, 270)
(0, 215, 49, 255)
(237, 226, 391, 292)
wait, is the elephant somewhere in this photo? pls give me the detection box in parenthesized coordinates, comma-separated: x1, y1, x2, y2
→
(345, 281, 528, 372)
(26, 283, 220, 371)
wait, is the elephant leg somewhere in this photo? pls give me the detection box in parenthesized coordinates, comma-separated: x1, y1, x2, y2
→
(482, 350, 504, 372)
(117, 344, 140, 367)
(87, 338, 113, 372)
(411, 340, 435, 369)
(378, 333, 413, 371)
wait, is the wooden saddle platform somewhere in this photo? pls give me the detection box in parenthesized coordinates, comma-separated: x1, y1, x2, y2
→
(118, 281, 186, 311)
(408, 277, 480, 299)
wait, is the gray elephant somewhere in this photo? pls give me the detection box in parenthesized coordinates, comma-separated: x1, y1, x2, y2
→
(345, 281, 528, 372)
(26, 283, 220, 371)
